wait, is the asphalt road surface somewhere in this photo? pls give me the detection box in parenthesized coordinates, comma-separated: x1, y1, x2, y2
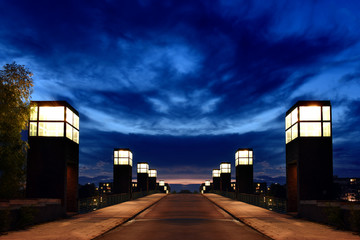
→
(96, 194, 269, 240)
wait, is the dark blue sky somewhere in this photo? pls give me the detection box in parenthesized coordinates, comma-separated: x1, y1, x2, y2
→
(1, 0, 360, 190)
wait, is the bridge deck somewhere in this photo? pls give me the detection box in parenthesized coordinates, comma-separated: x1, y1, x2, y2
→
(204, 193, 360, 240)
(1, 193, 359, 240)
(96, 193, 268, 240)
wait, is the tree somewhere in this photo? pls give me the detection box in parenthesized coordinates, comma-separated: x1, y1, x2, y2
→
(0, 62, 33, 199)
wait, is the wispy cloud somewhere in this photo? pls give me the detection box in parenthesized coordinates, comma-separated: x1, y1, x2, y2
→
(1, 0, 360, 182)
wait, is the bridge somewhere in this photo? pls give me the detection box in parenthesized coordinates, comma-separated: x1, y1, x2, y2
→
(1, 193, 358, 240)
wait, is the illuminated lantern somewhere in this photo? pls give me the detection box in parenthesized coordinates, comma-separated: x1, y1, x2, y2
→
(205, 180, 211, 187)
(212, 169, 221, 191)
(285, 101, 333, 212)
(137, 162, 149, 192)
(113, 148, 132, 194)
(220, 162, 231, 192)
(235, 148, 253, 194)
(148, 169, 157, 191)
(27, 101, 79, 212)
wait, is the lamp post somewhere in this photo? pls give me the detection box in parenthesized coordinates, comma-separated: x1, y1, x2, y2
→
(159, 180, 165, 192)
(137, 162, 149, 192)
(235, 148, 253, 194)
(148, 169, 157, 191)
(285, 101, 333, 212)
(204, 180, 211, 193)
(27, 101, 79, 212)
(220, 162, 231, 192)
(113, 148, 132, 194)
(212, 169, 221, 191)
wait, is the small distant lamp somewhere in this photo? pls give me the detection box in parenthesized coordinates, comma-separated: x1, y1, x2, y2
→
(220, 162, 231, 192)
(212, 169, 221, 191)
(205, 180, 211, 187)
(159, 180, 165, 192)
(137, 162, 149, 192)
(113, 148, 132, 194)
(148, 169, 157, 191)
(235, 148, 253, 194)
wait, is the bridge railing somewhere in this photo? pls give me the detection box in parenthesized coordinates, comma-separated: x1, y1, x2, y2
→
(212, 191, 287, 214)
(78, 191, 157, 214)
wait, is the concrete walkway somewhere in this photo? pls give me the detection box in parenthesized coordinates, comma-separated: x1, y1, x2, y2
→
(204, 193, 360, 240)
(0, 193, 166, 240)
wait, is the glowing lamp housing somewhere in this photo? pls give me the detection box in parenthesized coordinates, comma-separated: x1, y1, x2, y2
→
(29, 101, 79, 144)
(159, 180, 165, 186)
(285, 101, 331, 144)
(137, 162, 149, 174)
(114, 149, 132, 166)
(220, 162, 231, 173)
(235, 149, 253, 166)
(212, 169, 220, 178)
(205, 180, 211, 186)
(149, 169, 157, 178)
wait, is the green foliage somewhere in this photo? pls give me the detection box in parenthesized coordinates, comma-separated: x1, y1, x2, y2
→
(0, 62, 33, 199)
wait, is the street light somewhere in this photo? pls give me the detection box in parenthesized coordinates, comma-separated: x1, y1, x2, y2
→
(113, 148, 132, 194)
(235, 148, 253, 194)
(148, 169, 157, 191)
(27, 101, 79, 212)
(137, 162, 149, 192)
(285, 101, 333, 212)
(212, 169, 221, 191)
(205, 180, 211, 187)
(220, 162, 231, 192)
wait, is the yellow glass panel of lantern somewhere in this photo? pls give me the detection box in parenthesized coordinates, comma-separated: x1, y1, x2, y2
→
(323, 122, 331, 137)
(299, 106, 321, 121)
(38, 122, 64, 137)
(300, 122, 322, 137)
(291, 108, 298, 125)
(322, 106, 331, 121)
(30, 106, 38, 120)
(29, 122, 37, 136)
(39, 106, 64, 121)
